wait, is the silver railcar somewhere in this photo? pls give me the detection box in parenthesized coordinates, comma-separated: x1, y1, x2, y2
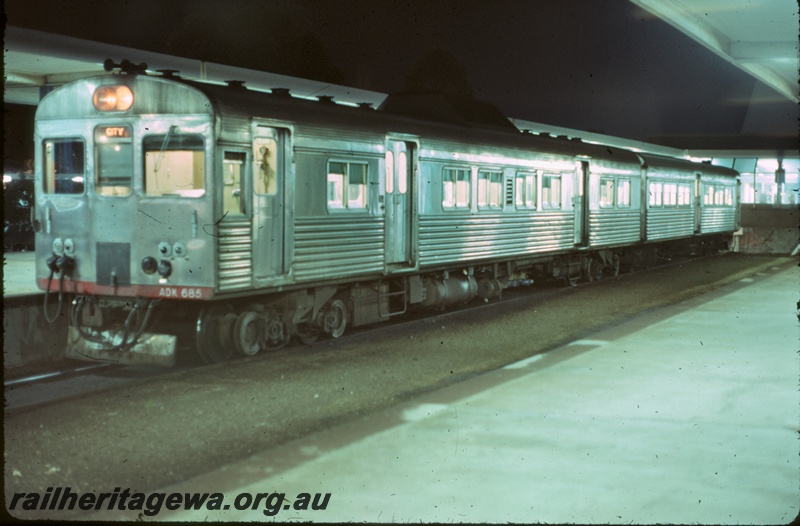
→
(34, 68, 740, 365)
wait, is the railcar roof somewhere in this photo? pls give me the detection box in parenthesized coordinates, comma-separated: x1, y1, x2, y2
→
(179, 76, 641, 165)
(639, 152, 738, 178)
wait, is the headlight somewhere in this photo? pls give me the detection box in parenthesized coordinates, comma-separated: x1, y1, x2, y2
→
(93, 85, 134, 111)
(141, 256, 158, 274)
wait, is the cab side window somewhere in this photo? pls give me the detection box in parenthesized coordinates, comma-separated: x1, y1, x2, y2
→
(43, 138, 85, 195)
(143, 133, 205, 197)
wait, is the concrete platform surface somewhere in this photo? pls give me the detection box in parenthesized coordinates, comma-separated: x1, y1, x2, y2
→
(104, 264, 799, 523)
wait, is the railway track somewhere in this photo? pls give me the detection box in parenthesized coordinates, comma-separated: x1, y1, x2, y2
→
(3, 252, 710, 413)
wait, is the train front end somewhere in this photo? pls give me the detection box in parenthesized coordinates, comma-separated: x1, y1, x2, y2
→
(34, 73, 218, 365)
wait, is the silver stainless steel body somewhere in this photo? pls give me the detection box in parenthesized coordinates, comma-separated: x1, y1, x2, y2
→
(33, 72, 740, 365)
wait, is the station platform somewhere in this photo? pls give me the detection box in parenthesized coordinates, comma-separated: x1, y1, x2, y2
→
(115, 261, 798, 523)
(3, 251, 39, 298)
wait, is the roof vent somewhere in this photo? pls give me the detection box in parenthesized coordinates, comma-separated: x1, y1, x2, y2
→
(358, 102, 374, 110)
(317, 95, 335, 104)
(103, 58, 148, 75)
(225, 80, 246, 89)
(271, 88, 291, 97)
(538, 132, 551, 138)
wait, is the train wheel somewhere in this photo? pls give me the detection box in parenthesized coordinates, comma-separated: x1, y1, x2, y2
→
(234, 311, 261, 356)
(611, 254, 621, 277)
(261, 310, 289, 351)
(319, 298, 347, 338)
(196, 305, 236, 363)
(296, 323, 320, 345)
(586, 257, 604, 282)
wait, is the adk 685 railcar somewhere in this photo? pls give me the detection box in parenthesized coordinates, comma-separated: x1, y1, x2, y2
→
(34, 63, 740, 366)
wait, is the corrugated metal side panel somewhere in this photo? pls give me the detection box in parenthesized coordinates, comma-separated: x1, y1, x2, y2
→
(646, 208, 694, 241)
(700, 208, 736, 233)
(588, 210, 641, 247)
(419, 212, 574, 266)
(294, 216, 385, 281)
(217, 218, 253, 291)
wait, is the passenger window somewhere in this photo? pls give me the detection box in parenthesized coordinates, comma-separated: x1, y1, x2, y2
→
(397, 151, 408, 194)
(649, 182, 663, 207)
(704, 185, 715, 206)
(143, 132, 205, 197)
(714, 186, 728, 206)
(663, 183, 678, 206)
(385, 150, 394, 194)
(254, 140, 278, 195)
(442, 167, 470, 209)
(677, 183, 691, 206)
(95, 125, 132, 196)
(477, 170, 503, 209)
(541, 174, 561, 209)
(617, 178, 631, 207)
(599, 177, 615, 208)
(43, 138, 85, 195)
(515, 172, 536, 209)
(328, 161, 368, 209)
(223, 152, 246, 216)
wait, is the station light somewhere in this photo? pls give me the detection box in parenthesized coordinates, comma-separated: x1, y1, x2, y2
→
(92, 85, 134, 111)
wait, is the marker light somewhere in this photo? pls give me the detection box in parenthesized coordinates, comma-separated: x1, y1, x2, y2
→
(93, 85, 134, 111)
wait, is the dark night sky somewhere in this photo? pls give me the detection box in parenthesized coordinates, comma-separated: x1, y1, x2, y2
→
(4, 0, 789, 142)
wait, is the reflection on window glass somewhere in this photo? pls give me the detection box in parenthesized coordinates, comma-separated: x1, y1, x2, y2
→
(143, 133, 205, 197)
(515, 172, 536, 209)
(328, 161, 368, 209)
(95, 125, 132, 196)
(255, 139, 278, 195)
(43, 139, 85, 194)
(542, 174, 561, 209)
(477, 171, 503, 209)
(442, 167, 470, 209)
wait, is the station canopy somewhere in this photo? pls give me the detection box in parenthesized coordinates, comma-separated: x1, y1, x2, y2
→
(631, 0, 798, 103)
